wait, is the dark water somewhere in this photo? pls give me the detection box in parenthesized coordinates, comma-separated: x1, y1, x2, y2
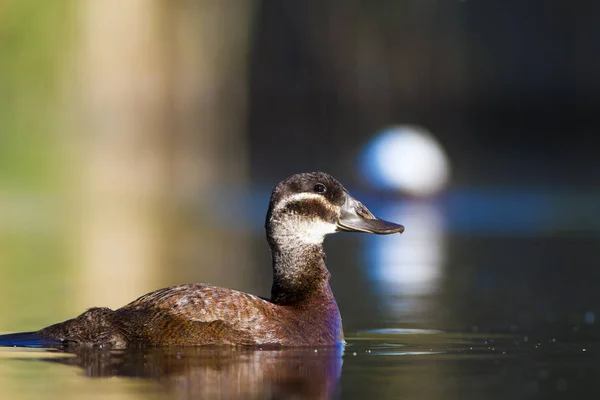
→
(0, 329, 597, 399)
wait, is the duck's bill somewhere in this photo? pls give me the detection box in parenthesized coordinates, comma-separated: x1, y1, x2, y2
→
(336, 194, 405, 235)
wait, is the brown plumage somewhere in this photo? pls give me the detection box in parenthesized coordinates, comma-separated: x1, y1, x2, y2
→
(4, 172, 404, 348)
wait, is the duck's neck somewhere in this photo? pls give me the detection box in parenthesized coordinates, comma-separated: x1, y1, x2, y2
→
(268, 239, 333, 306)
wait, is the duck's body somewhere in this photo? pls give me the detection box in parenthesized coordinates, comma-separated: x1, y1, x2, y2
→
(0, 172, 403, 348)
(39, 264, 341, 347)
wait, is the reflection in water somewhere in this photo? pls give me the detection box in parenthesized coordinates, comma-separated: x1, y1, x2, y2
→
(2, 332, 600, 400)
(37, 346, 342, 399)
(366, 200, 446, 319)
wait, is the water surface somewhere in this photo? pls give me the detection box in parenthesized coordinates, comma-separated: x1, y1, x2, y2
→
(1, 328, 597, 399)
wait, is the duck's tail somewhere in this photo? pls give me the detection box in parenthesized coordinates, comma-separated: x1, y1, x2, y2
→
(0, 331, 61, 348)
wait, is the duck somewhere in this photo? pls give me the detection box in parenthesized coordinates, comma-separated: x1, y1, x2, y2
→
(0, 172, 404, 348)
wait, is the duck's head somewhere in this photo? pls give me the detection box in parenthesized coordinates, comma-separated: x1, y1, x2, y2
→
(265, 172, 404, 247)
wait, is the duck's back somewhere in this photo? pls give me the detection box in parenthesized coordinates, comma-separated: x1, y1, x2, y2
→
(35, 284, 282, 347)
(117, 283, 285, 346)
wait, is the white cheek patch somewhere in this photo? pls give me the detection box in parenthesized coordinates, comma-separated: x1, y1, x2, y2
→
(295, 219, 338, 244)
(272, 217, 338, 245)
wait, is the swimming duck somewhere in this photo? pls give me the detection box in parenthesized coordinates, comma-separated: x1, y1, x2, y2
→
(0, 172, 404, 348)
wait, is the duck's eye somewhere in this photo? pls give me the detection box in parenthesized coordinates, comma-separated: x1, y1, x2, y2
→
(313, 183, 326, 193)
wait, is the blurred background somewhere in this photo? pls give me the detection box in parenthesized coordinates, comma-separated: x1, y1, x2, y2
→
(1, 0, 599, 348)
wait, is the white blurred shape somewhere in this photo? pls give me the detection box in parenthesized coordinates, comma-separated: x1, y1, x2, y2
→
(367, 200, 446, 320)
(372, 202, 445, 296)
(362, 125, 450, 196)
